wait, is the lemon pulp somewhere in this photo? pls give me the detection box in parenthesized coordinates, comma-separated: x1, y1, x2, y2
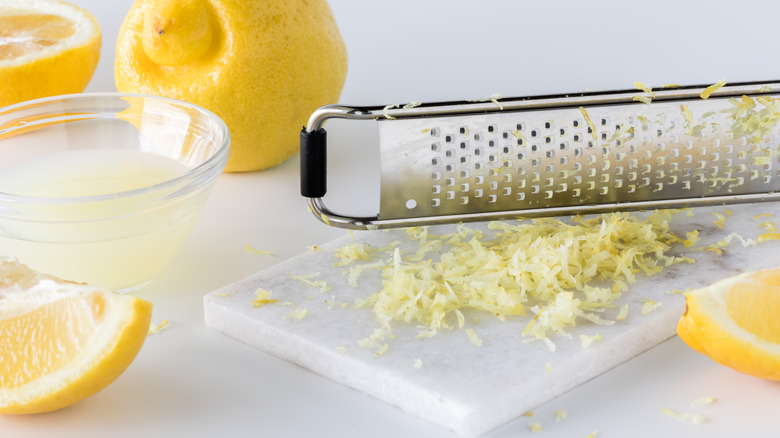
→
(726, 270, 780, 344)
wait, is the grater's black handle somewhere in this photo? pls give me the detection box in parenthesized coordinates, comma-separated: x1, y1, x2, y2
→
(300, 127, 327, 198)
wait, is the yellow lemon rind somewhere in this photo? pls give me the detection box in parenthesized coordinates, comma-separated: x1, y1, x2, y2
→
(0, 293, 152, 414)
(677, 271, 780, 381)
(0, 0, 102, 108)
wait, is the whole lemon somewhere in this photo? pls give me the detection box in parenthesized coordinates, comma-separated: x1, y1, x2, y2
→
(114, 0, 347, 172)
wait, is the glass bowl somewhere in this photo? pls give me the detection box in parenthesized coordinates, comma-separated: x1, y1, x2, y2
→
(0, 93, 230, 292)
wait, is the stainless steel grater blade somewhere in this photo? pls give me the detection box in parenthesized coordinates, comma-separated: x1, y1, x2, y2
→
(300, 81, 780, 229)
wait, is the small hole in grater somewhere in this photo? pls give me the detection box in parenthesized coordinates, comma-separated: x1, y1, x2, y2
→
(406, 199, 417, 209)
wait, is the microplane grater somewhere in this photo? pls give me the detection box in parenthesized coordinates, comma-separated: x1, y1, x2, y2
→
(300, 81, 780, 229)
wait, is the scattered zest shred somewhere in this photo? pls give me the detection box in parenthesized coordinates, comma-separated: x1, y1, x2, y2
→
(640, 299, 662, 315)
(634, 81, 655, 95)
(616, 304, 629, 320)
(413, 358, 423, 368)
(691, 396, 716, 406)
(528, 422, 542, 432)
(580, 333, 603, 348)
(554, 409, 567, 422)
(466, 328, 483, 347)
(700, 79, 727, 99)
(680, 104, 695, 134)
(252, 288, 278, 308)
(579, 106, 598, 140)
(467, 94, 504, 110)
(284, 308, 307, 320)
(662, 407, 706, 424)
(757, 232, 780, 242)
(290, 272, 332, 292)
(373, 343, 389, 357)
(633, 95, 653, 105)
(148, 319, 169, 335)
(586, 431, 599, 438)
(244, 243, 272, 255)
(382, 104, 399, 120)
(711, 212, 728, 229)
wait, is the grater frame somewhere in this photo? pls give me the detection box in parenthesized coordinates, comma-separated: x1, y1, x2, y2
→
(300, 80, 780, 230)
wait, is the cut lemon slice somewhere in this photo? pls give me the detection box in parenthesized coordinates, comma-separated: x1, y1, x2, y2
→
(0, 257, 152, 414)
(0, 0, 101, 108)
(677, 267, 780, 380)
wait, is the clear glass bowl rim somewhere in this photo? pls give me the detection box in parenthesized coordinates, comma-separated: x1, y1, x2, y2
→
(0, 92, 231, 206)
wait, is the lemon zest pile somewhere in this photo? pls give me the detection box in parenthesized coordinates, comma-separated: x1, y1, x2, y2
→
(341, 211, 690, 350)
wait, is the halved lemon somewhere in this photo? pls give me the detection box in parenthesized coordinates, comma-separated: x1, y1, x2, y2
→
(0, 257, 152, 414)
(0, 0, 101, 108)
(677, 267, 780, 380)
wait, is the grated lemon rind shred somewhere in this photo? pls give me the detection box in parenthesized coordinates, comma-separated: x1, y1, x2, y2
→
(148, 319, 169, 335)
(662, 407, 706, 424)
(341, 211, 692, 347)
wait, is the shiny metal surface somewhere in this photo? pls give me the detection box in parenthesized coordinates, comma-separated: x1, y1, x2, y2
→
(303, 81, 780, 229)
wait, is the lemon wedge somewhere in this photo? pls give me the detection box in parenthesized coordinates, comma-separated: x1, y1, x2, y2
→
(0, 0, 101, 108)
(677, 267, 780, 380)
(0, 257, 152, 414)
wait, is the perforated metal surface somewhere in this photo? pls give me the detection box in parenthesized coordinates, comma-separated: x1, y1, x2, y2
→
(377, 96, 780, 220)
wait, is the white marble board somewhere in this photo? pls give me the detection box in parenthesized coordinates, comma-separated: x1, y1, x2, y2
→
(204, 204, 780, 437)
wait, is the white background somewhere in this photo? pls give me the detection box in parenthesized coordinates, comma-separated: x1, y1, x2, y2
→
(3, 0, 780, 437)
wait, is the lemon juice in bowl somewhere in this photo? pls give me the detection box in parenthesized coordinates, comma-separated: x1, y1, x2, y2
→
(0, 93, 230, 292)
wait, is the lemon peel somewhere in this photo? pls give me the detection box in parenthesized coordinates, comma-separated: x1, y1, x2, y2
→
(677, 268, 780, 380)
(0, 0, 101, 108)
(0, 258, 151, 414)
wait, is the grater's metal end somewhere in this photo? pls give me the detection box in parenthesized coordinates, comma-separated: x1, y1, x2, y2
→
(301, 81, 780, 230)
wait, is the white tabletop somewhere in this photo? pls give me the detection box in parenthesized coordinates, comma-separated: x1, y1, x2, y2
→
(3, 0, 779, 437)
